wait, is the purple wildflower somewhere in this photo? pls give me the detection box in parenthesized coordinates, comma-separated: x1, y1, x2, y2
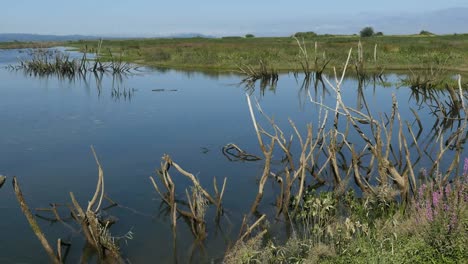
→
(418, 184, 427, 199)
(445, 184, 451, 197)
(425, 200, 434, 222)
(464, 157, 468, 175)
(449, 211, 458, 230)
(432, 191, 441, 208)
(443, 203, 449, 212)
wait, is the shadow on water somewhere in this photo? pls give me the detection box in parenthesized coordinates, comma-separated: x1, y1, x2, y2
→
(409, 84, 468, 155)
(150, 66, 241, 81)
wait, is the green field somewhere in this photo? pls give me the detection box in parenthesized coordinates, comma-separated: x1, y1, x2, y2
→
(0, 41, 60, 50)
(62, 34, 468, 73)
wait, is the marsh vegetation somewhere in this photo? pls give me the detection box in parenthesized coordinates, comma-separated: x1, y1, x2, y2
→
(6, 40, 137, 79)
(60, 34, 468, 73)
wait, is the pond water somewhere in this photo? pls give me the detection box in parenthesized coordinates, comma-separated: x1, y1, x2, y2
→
(0, 48, 464, 263)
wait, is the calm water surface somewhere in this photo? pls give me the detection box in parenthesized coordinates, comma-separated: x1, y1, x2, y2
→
(0, 48, 462, 263)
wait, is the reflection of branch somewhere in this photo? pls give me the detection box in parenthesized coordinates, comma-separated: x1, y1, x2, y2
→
(35, 203, 79, 233)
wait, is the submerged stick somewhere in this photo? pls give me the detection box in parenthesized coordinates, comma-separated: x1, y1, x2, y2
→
(12, 177, 60, 264)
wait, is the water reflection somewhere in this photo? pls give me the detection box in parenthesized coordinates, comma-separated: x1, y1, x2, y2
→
(409, 84, 467, 146)
(4, 47, 141, 102)
(150, 66, 240, 81)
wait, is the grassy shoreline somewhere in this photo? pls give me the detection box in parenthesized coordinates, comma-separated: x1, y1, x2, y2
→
(2, 34, 468, 73)
(0, 41, 60, 50)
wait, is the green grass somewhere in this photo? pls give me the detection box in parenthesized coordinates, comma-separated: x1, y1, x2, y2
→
(61, 34, 468, 73)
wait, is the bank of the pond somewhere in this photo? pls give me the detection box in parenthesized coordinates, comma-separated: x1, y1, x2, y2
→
(2, 34, 468, 73)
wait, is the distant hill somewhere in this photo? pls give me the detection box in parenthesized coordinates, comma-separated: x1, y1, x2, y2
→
(0, 33, 102, 42)
(166, 33, 215, 38)
(0, 33, 215, 43)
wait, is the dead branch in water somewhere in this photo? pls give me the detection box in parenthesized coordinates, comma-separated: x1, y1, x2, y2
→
(150, 154, 228, 240)
(246, 93, 331, 216)
(246, 94, 276, 214)
(67, 147, 124, 263)
(13, 146, 129, 263)
(240, 48, 467, 221)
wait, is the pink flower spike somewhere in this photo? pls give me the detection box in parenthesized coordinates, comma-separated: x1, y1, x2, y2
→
(445, 184, 451, 196)
(463, 157, 468, 175)
(418, 184, 426, 198)
(425, 201, 433, 222)
(432, 191, 440, 207)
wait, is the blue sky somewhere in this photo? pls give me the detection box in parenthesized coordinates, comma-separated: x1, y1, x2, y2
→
(1, 0, 467, 36)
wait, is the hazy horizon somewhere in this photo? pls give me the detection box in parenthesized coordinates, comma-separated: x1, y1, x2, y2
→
(2, 1, 468, 37)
